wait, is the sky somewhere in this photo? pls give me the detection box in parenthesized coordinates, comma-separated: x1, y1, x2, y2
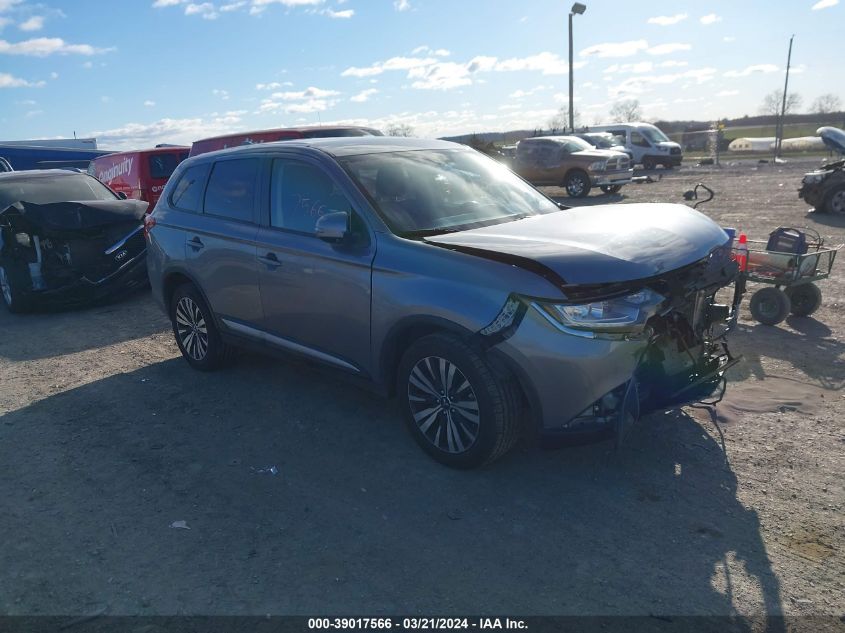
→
(1, 0, 843, 150)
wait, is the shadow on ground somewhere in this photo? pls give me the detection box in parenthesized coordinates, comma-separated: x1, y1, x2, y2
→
(0, 354, 784, 628)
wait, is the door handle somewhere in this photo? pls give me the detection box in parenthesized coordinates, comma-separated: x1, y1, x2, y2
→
(258, 252, 281, 268)
(188, 236, 204, 250)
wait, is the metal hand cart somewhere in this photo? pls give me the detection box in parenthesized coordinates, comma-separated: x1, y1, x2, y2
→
(735, 227, 841, 325)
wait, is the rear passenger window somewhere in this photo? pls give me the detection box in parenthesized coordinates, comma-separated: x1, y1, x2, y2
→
(203, 158, 260, 223)
(269, 160, 350, 234)
(170, 163, 210, 212)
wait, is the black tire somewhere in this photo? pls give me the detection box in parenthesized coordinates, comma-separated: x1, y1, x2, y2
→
(642, 157, 656, 170)
(0, 261, 31, 314)
(785, 283, 822, 317)
(397, 332, 522, 468)
(600, 185, 622, 194)
(564, 170, 591, 198)
(170, 283, 236, 371)
(749, 287, 791, 326)
(823, 184, 845, 215)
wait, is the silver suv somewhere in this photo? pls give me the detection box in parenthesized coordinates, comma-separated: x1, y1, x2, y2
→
(146, 137, 740, 468)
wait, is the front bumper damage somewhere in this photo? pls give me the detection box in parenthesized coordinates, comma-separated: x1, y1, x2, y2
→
(0, 200, 148, 308)
(481, 243, 743, 442)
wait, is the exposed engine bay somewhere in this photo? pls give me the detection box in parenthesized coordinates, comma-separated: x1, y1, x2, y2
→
(0, 199, 149, 308)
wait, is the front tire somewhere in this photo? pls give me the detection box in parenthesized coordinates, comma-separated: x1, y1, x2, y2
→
(397, 333, 522, 468)
(824, 184, 845, 214)
(749, 287, 790, 326)
(600, 184, 622, 194)
(564, 170, 591, 198)
(642, 157, 656, 170)
(0, 262, 31, 314)
(170, 283, 235, 371)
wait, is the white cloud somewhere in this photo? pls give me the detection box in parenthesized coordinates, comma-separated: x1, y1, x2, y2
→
(394, 0, 411, 10)
(0, 37, 113, 56)
(323, 8, 352, 18)
(657, 60, 688, 68)
(249, 0, 325, 15)
(144, 100, 156, 106)
(152, 0, 185, 6)
(350, 88, 377, 102)
(811, 0, 838, 8)
(0, 71, 45, 87)
(580, 39, 648, 58)
(716, 90, 739, 97)
(408, 61, 472, 90)
(49, 71, 58, 79)
(270, 86, 340, 100)
(185, 3, 218, 19)
(722, 36, 736, 42)
(18, 15, 44, 31)
(608, 67, 716, 98)
(509, 85, 549, 98)
(87, 115, 248, 150)
(342, 55, 437, 77)
(647, 43, 691, 55)
(604, 61, 653, 74)
(723, 64, 778, 77)
(255, 80, 292, 90)
(82, 61, 93, 68)
(0, 17, 10, 30)
(212, 88, 230, 99)
(647, 13, 687, 26)
(700, 13, 722, 25)
(221, 1, 247, 9)
(412, 45, 449, 57)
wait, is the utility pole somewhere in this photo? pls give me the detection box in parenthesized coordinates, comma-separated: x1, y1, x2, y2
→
(775, 35, 794, 159)
(568, 3, 586, 133)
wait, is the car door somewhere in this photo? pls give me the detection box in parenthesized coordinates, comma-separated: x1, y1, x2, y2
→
(254, 156, 376, 375)
(185, 156, 263, 327)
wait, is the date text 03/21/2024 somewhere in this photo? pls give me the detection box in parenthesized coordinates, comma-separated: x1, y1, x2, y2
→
(307, 618, 528, 630)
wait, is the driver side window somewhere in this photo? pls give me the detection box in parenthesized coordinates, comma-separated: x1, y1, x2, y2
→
(270, 159, 351, 235)
(631, 131, 650, 148)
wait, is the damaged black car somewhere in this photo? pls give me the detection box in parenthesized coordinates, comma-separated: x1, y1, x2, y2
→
(0, 170, 149, 312)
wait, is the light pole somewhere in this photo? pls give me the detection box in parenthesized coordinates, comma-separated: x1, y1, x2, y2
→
(568, 2, 586, 133)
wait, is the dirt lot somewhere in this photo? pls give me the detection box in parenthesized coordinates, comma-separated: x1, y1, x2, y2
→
(0, 158, 843, 625)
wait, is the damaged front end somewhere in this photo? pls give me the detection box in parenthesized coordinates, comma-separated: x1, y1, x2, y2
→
(0, 199, 149, 309)
(480, 241, 743, 442)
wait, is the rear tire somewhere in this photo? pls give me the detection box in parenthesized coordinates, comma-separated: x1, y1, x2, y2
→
(0, 261, 31, 314)
(397, 333, 522, 468)
(823, 184, 845, 214)
(170, 283, 236, 371)
(785, 283, 822, 317)
(749, 287, 790, 326)
(600, 185, 622, 194)
(564, 170, 591, 198)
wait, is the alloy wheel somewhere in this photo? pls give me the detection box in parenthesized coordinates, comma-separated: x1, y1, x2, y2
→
(407, 356, 480, 454)
(567, 175, 586, 197)
(175, 296, 209, 361)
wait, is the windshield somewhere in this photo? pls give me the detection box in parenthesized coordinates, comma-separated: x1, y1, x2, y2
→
(640, 126, 670, 144)
(0, 173, 118, 209)
(340, 149, 560, 236)
(558, 137, 593, 152)
(584, 135, 614, 149)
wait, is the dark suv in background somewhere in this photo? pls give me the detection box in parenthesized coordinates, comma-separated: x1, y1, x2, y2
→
(146, 137, 740, 468)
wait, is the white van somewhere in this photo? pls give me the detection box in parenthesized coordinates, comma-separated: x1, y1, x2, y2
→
(588, 122, 682, 169)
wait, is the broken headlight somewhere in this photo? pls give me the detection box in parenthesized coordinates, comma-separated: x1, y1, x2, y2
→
(534, 289, 665, 336)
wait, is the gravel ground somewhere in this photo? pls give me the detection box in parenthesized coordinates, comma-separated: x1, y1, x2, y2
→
(0, 157, 842, 626)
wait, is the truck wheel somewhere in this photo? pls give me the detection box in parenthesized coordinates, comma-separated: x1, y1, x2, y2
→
(0, 262, 31, 313)
(397, 332, 522, 469)
(170, 283, 236, 371)
(564, 170, 591, 198)
(785, 283, 822, 317)
(749, 287, 790, 326)
(600, 185, 622, 194)
(642, 157, 656, 170)
(824, 184, 845, 214)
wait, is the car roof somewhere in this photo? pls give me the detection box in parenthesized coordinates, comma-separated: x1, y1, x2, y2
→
(0, 169, 89, 182)
(192, 136, 464, 159)
(519, 136, 582, 144)
(193, 125, 381, 143)
(94, 147, 189, 160)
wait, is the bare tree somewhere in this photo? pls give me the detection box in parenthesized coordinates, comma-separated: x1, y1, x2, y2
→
(759, 90, 803, 116)
(609, 99, 642, 123)
(810, 93, 842, 114)
(385, 123, 415, 137)
(546, 106, 579, 134)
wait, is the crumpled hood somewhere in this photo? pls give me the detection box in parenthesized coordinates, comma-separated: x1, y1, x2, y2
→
(425, 203, 729, 286)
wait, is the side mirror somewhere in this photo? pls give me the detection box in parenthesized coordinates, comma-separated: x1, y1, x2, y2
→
(315, 211, 350, 243)
(116, 191, 128, 200)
